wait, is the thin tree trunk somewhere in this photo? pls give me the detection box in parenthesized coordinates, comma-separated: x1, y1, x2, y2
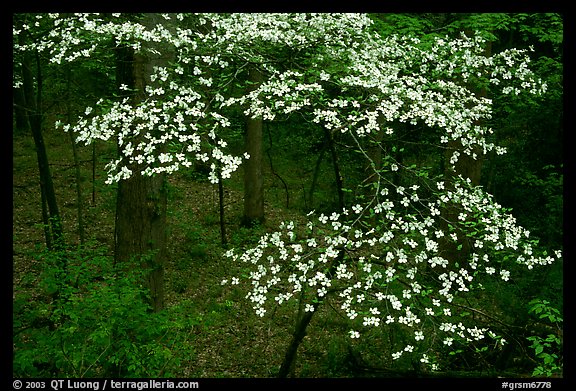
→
(278, 251, 344, 377)
(68, 132, 85, 245)
(439, 140, 482, 264)
(242, 65, 265, 226)
(22, 50, 64, 250)
(367, 129, 384, 177)
(278, 303, 318, 378)
(39, 181, 51, 250)
(363, 121, 385, 199)
(65, 66, 85, 245)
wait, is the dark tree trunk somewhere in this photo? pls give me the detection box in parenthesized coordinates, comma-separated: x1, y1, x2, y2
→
(278, 304, 317, 378)
(242, 65, 265, 226)
(22, 50, 64, 250)
(114, 172, 167, 312)
(112, 14, 172, 313)
(367, 128, 384, 177)
(278, 251, 344, 377)
(65, 65, 85, 245)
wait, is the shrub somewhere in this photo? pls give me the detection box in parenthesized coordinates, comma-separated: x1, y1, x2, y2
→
(13, 244, 199, 378)
(526, 299, 563, 377)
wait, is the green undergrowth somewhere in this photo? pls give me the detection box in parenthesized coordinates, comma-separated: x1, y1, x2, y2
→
(12, 127, 563, 378)
(13, 243, 201, 377)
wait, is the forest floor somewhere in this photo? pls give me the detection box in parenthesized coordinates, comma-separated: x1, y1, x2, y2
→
(12, 128, 363, 378)
(13, 128, 544, 379)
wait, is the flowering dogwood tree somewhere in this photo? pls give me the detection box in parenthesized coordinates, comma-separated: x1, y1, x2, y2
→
(14, 13, 561, 375)
(213, 15, 561, 375)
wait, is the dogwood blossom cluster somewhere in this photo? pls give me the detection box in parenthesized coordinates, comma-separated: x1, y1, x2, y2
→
(13, 13, 202, 65)
(17, 13, 248, 184)
(56, 64, 247, 184)
(16, 13, 380, 184)
(206, 13, 371, 60)
(222, 175, 561, 367)
(222, 70, 324, 121)
(231, 30, 546, 171)
(15, 13, 546, 182)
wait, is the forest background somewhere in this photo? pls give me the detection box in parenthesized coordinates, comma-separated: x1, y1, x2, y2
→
(12, 12, 564, 380)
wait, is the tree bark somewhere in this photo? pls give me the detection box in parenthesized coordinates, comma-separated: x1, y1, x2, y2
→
(278, 304, 317, 378)
(65, 65, 85, 245)
(114, 171, 167, 312)
(242, 65, 265, 226)
(22, 50, 64, 250)
(113, 14, 172, 312)
(278, 251, 344, 377)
